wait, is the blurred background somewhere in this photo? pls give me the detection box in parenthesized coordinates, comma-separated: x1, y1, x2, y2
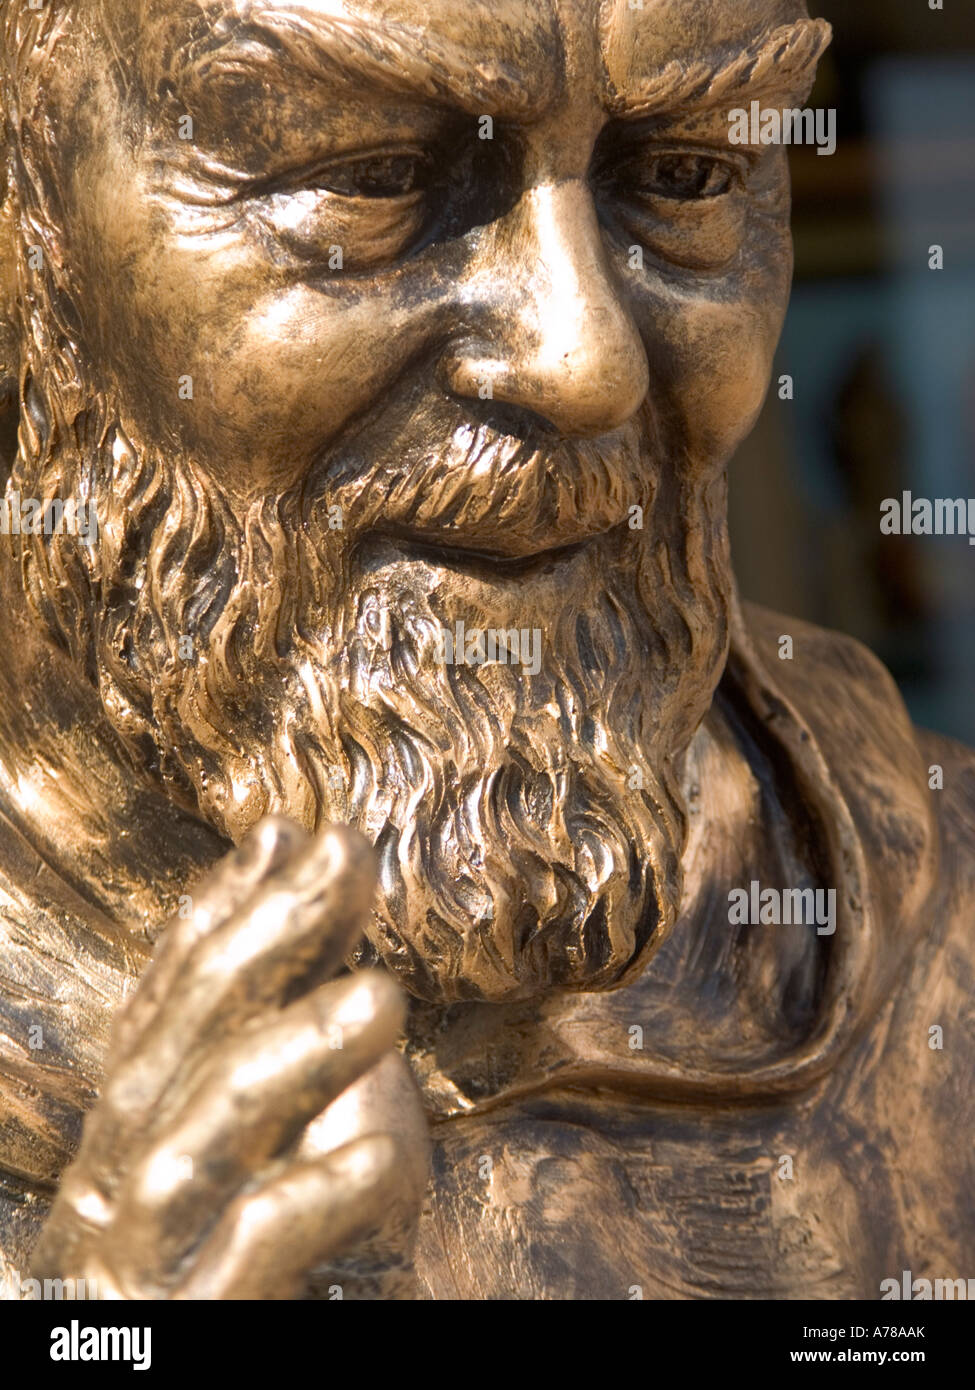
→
(728, 0, 975, 743)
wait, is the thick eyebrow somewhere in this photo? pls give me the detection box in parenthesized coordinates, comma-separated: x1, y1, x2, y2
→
(176, 8, 560, 122)
(601, 19, 833, 119)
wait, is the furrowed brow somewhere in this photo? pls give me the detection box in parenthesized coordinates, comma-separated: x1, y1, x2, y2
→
(177, 9, 558, 122)
(602, 19, 833, 119)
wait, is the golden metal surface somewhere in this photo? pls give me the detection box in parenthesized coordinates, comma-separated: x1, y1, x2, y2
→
(0, 0, 972, 1299)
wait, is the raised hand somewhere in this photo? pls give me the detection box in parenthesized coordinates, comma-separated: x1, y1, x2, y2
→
(31, 818, 429, 1299)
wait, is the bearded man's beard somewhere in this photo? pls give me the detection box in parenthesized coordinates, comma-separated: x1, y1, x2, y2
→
(12, 354, 734, 1003)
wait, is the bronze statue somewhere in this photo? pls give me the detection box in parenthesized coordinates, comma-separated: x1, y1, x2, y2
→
(0, 0, 972, 1300)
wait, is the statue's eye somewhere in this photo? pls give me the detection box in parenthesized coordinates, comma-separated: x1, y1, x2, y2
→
(312, 152, 432, 199)
(630, 153, 735, 201)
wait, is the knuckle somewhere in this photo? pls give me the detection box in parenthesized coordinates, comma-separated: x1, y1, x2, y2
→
(340, 1133, 399, 1190)
(324, 969, 404, 1037)
(246, 814, 308, 861)
(314, 823, 377, 884)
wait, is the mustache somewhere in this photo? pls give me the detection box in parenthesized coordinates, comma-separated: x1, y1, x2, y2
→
(305, 394, 656, 557)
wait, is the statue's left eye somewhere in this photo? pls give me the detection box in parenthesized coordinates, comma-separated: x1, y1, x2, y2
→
(632, 153, 735, 201)
(313, 152, 431, 199)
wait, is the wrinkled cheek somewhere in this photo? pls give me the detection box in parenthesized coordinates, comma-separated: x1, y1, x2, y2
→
(676, 299, 782, 465)
(209, 291, 421, 469)
(142, 277, 443, 497)
(633, 279, 788, 473)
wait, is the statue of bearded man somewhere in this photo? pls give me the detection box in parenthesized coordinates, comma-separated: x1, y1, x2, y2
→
(0, 0, 972, 1300)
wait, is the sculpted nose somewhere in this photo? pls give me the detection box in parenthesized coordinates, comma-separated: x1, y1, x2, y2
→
(442, 181, 649, 438)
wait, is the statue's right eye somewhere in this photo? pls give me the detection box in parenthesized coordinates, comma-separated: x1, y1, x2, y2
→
(310, 151, 434, 200)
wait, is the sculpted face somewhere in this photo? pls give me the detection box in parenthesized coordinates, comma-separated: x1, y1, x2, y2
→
(0, 0, 827, 1000)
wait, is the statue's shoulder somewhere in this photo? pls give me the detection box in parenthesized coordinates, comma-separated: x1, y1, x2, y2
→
(735, 595, 975, 932)
(739, 601, 919, 732)
(738, 606, 975, 1170)
(915, 726, 975, 899)
(735, 599, 937, 844)
(738, 598, 975, 946)
(739, 600, 975, 819)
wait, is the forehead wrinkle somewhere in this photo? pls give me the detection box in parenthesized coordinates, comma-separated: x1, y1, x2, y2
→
(599, 17, 832, 118)
(168, 4, 563, 121)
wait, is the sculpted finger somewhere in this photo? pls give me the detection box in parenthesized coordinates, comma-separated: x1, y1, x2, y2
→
(109, 971, 406, 1273)
(187, 822, 378, 1013)
(106, 823, 377, 1134)
(34, 817, 310, 1256)
(174, 1136, 402, 1299)
(110, 816, 309, 1062)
